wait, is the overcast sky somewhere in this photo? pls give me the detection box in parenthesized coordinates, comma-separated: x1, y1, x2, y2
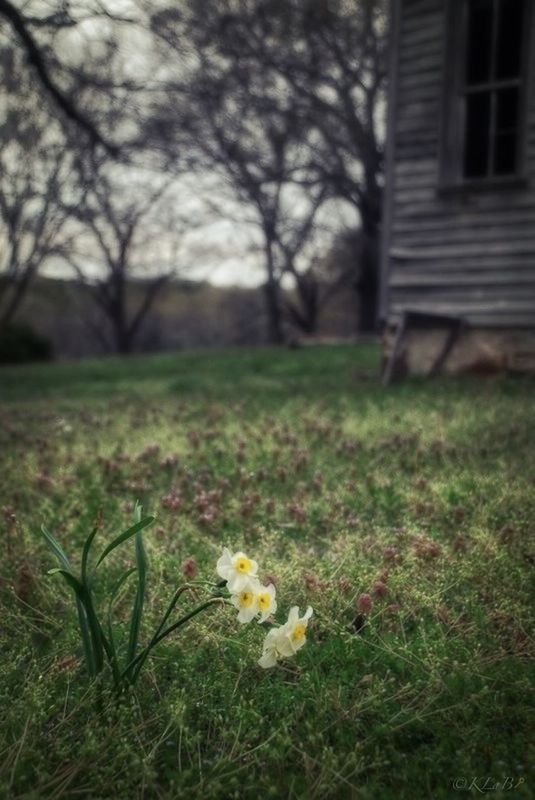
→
(12, 0, 359, 289)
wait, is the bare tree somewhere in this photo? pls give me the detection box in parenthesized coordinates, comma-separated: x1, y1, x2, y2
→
(261, 0, 387, 330)
(148, 0, 387, 334)
(0, 0, 155, 158)
(148, 2, 341, 343)
(0, 47, 78, 329)
(62, 151, 191, 354)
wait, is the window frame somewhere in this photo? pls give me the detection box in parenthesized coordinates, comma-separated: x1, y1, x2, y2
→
(439, 0, 533, 191)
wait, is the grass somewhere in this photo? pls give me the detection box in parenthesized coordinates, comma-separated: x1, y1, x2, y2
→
(0, 344, 533, 799)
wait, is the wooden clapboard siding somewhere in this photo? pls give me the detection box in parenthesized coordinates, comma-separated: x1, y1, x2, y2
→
(380, 0, 535, 329)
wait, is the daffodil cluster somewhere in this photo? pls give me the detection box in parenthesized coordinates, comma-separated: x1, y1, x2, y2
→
(216, 547, 313, 669)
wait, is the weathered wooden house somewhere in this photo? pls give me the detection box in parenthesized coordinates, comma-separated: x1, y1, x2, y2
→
(380, 0, 535, 377)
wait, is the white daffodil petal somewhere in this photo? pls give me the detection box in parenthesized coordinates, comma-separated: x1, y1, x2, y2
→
(288, 606, 299, 624)
(258, 651, 278, 669)
(237, 607, 257, 624)
(218, 549, 260, 592)
(228, 573, 260, 594)
(256, 584, 277, 624)
(216, 548, 233, 580)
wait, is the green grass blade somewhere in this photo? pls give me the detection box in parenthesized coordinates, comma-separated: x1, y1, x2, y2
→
(47, 567, 97, 675)
(47, 567, 85, 595)
(42, 528, 96, 675)
(131, 584, 197, 683)
(75, 598, 96, 676)
(106, 567, 137, 689)
(46, 570, 104, 673)
(126, 527, 147, 675)
(110, 567, 138, 604)
(80, 586, 105, 673)
(95, 516, 154, 568)
(81, 518, 100, 586)
(41, 525, 70, 569)
(123, 598, 226, 682)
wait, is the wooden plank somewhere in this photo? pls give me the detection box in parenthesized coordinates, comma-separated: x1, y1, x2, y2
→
(396, 115, 440, 135)
(387, 310, 535, 327)
(390, 298, 535, 314)
(393, 191, 535, 212)
(393, 227, 535, 247)
(389, 254, 535, 271)
(394, 159, 437, 176)
(398, 68, 443, 88)
(390, 241, 535, 258)
(402, 0, 442, 22)
(392, 208, 535, 231)
(395, 142, 439, 160)
(393, 197, 535, 219)
(400, 20, 443, 46)
(397, 101, 440, 124)
(392, 173, 438, 190)
(390, 271, 535, 288)
(396, 130, 439, 146)
(390, 285, 535, 301)
(399, 36, 444, 63)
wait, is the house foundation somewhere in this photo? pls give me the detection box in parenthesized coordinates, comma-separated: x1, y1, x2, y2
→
(382, 326, 535, 377)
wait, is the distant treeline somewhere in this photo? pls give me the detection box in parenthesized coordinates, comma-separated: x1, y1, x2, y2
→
(15, 277, 360, 359)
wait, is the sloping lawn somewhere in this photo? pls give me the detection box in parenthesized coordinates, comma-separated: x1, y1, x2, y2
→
(0, 345, 533, 799)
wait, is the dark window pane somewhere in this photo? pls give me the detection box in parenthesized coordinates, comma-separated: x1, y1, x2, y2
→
(494, 88, 519, 174)
(496, 0, 525, 79)
(494, 132, 518, 174)
(496, 87, 519, 133)
(464, 91, 491, 177)
(466, 0, 493, 85)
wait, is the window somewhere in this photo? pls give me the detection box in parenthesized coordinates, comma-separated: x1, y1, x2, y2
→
(441, 0, 531, 185)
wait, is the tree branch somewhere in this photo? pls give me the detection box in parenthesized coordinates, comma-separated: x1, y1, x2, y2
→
(0, 0, 118, 155)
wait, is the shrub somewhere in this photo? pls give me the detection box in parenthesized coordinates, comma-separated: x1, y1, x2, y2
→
(0, 323, 53, 364)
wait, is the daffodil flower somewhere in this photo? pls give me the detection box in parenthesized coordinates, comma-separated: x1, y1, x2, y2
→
(258, 605, 313, 668)
(231, 584, 260, 623)
(216, 547, 259, 593)
(256, 583, 277, 623)
(281, 605, 313, 655)
(257, 626, 288, 668)
(230, 581, 277, 625)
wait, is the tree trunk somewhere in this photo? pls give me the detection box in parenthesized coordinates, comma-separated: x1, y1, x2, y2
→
(357, 229, 378, 333)
(356, 193, 381, 333)
(286, 270, 320, 335)
(263, 238, 284, 344)
(110, 269, 133, 354)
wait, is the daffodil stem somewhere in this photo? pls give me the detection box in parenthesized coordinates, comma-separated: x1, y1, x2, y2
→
(126, 583, 199, 682)
(122, 597, 230, 683)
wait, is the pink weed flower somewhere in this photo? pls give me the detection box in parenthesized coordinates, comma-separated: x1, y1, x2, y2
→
(182, 556, 198, 580)
(372, 580, 388, 599)
(357, 593, 373, 615)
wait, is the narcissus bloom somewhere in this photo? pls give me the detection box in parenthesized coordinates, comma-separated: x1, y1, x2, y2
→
(257, 626, 288, 669)
(281, 605, 313, 655)
(258, 605, 313, 668)
(230, 581, 277, 624)
(216, 547, 259, 593)
(231, 585, 260, 623)
(256, 583, 277, 623)
(216, 548, 313, 668)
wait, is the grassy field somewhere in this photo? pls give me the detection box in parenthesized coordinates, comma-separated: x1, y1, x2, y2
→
(0, 345, 533, 799)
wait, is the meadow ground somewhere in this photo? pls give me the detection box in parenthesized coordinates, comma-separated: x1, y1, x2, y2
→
(0, 344, 533, 799)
